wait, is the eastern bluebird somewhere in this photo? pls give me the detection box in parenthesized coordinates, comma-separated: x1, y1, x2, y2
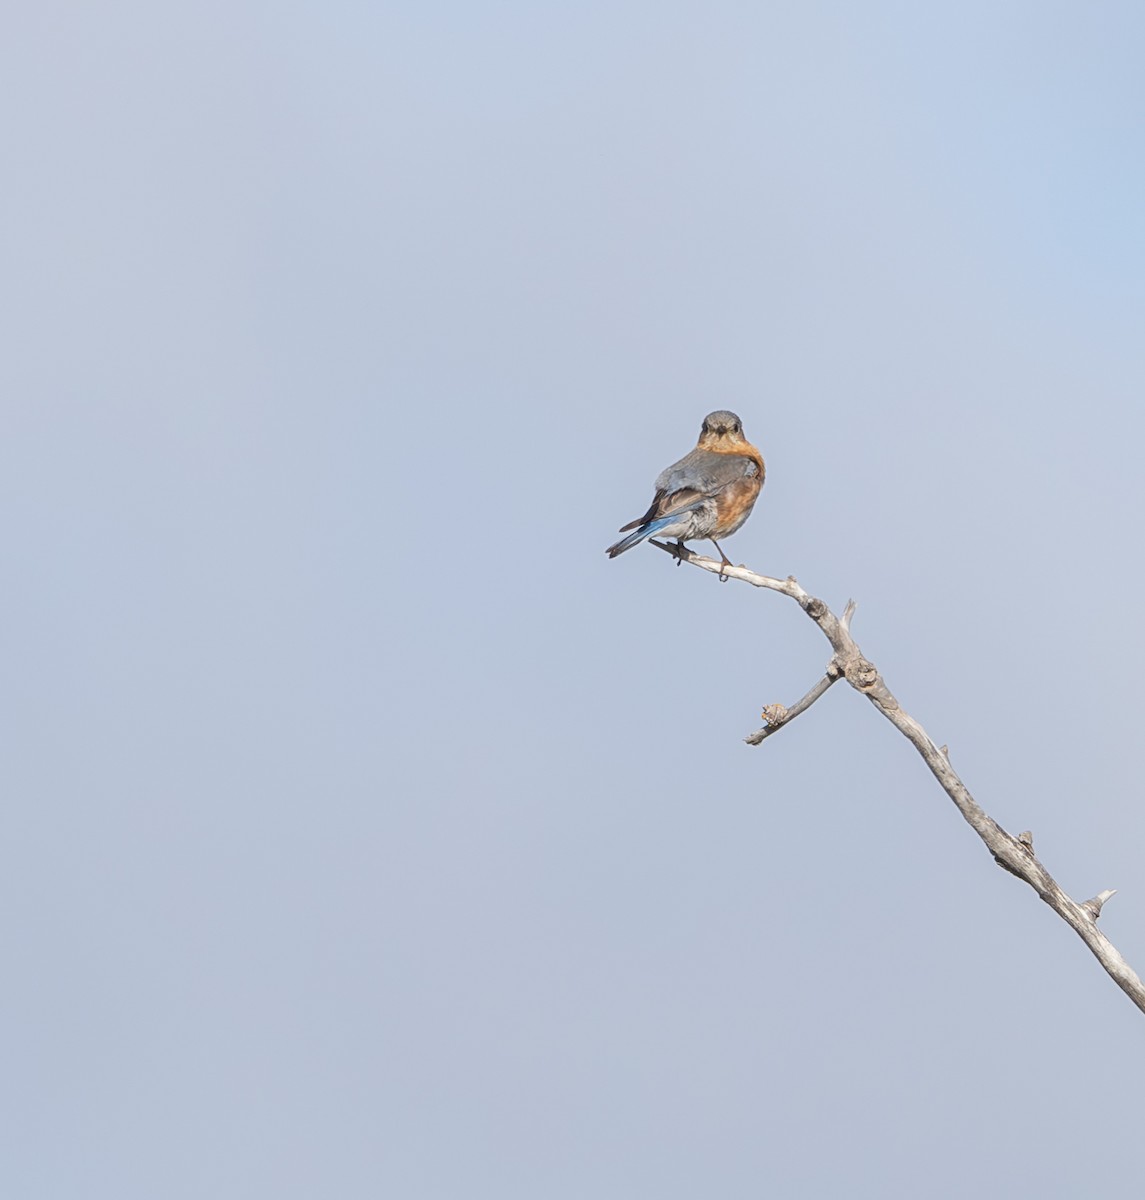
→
(606, 410, 764, 572)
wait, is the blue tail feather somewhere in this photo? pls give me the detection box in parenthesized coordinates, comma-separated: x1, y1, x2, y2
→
(606, 514, 678, 558)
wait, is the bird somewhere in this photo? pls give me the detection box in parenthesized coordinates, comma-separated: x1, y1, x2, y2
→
(606, 410, 764, 575)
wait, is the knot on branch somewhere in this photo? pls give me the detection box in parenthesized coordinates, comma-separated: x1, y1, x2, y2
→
(760, 703, 788, 727)
(994, 831, 1037, 879)
(993, 850, 1025, 879)
(845, 657, 879, 690)
(826, 658, 844, 680)
(804, 597, 827, 620)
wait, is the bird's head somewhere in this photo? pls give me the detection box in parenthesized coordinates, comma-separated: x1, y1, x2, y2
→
(698, 410, 748, 448)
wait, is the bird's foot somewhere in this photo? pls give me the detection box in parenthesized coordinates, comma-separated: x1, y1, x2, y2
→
(710, 538, 732, 581)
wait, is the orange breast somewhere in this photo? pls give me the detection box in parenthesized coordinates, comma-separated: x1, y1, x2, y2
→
(713, 473, 762, 535)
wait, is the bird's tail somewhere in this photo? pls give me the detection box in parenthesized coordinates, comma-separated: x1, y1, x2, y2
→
(606, 514, 677, 558)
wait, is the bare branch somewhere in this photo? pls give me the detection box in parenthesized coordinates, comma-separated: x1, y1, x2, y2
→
(746, 674, 838, 744)
(655, 542, 1145, 1016)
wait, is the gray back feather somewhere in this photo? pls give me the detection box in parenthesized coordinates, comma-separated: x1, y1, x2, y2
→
(654, 448, 758, 496)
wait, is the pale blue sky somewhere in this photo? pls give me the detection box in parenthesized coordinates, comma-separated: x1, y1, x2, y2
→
(3, 3, 1144, 1196)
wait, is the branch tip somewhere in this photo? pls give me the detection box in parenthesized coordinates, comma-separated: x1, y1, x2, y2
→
(842, 599, 857, 631)
(1081, 889, 1117, 920)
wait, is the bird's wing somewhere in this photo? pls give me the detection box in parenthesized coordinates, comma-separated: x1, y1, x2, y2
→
(654, 448, 760, 498)
(617, 486, 703, 531)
